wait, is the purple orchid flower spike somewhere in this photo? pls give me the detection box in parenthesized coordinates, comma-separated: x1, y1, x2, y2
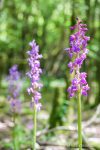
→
(66, 18, 90, 98)
(26, 40, 43, 111)
(7, 65, 21, 112)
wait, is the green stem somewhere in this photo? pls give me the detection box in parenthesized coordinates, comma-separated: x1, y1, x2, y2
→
(77, 91, 82, 150)
(13, 113, 16, 150)
(33, 105, 37, 150)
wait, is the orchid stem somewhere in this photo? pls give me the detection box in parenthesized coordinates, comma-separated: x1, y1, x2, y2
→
(13, 113, 17, 150)
(33, 105, 37, 150)
(77, 91, 82, 150)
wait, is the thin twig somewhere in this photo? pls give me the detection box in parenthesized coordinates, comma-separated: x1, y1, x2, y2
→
(83, 104, 100, 128)
(37, 125, 76, 137)
(37, 105, 100, 138)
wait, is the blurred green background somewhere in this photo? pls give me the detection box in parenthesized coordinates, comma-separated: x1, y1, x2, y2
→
(0, 0, 100, 149)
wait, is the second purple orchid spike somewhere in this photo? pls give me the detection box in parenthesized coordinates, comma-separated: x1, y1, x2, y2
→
(66, 18, 90, 98)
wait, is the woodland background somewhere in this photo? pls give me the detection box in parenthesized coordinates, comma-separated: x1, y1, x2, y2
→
(0, 0, 100, 149)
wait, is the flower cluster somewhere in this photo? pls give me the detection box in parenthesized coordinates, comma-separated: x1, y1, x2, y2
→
(67, 72, 90, 98)
(7, 65, 21, 111)
(26, 40, 43, 111)
(66, 19, 90, 98)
